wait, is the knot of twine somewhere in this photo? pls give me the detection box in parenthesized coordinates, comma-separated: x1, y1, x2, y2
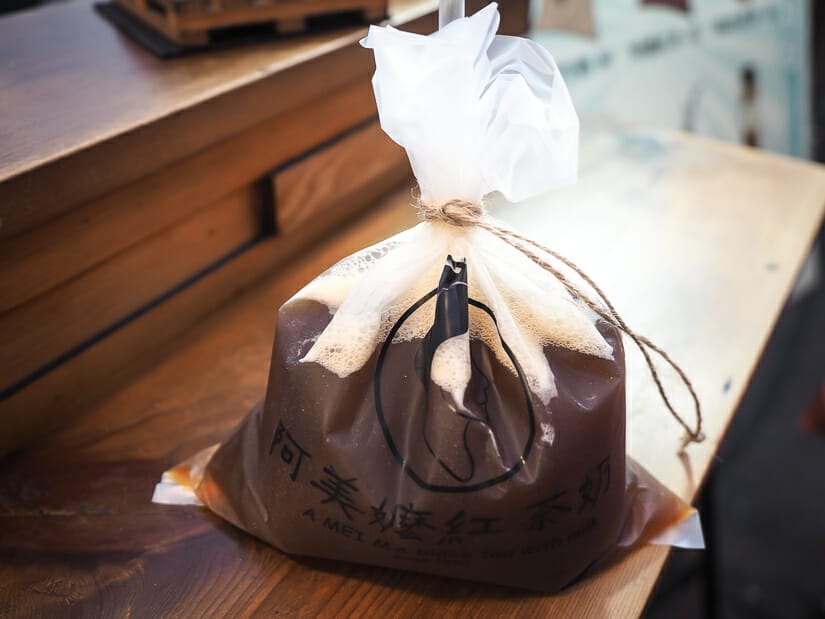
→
(419, 198, 483, 226)
(416, 194, 705, 450)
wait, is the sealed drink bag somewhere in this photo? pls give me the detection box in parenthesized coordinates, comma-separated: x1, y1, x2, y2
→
(155, 3, 705, 592)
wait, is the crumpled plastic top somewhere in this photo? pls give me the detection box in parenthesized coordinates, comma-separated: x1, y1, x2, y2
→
(360, 2, 578, 205)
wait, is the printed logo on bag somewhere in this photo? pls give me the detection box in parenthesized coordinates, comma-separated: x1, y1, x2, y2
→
(374, 256, 536, 493)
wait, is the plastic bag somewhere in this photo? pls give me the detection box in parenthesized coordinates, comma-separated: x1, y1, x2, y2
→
(154, 3, 703, 592)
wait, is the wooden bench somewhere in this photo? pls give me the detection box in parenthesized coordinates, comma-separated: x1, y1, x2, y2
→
(112, 0, 389, 46)
(0, 0, 528, 455)
(1, 130, 824, 616)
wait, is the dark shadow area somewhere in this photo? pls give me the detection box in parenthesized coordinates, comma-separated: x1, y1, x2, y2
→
(647, 8, 825, 616)
(645, 229, 825, 618)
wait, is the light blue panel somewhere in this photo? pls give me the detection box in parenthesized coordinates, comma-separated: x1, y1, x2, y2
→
(531, 0, 810, 157)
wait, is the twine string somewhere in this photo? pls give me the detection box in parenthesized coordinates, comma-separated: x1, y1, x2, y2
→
(417, 196, 704, 449)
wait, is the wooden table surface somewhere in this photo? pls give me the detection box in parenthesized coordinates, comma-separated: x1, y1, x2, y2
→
(1, 0, 527, 240)
(0, 0, 427, 184)
(1, 131, 824, 617)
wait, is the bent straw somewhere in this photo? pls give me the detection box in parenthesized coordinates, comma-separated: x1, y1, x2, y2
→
(438, 0, 464, 29)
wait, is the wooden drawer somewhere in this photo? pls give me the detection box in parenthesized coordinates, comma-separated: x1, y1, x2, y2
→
(0, 0, 528, 455)
(0, 80, 378, 315)
(0, 109, 409, 455)
(271, 118, 408, 233)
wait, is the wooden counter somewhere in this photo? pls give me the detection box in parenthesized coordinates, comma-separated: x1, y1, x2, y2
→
(0, 0, 528, 454)
(0, 0, 512, 229)
(1, 131, 823, 617)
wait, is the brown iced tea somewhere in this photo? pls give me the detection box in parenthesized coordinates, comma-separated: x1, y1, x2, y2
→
(198, 274, 627, 592)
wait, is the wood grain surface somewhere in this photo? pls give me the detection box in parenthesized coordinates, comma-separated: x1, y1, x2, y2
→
(0, 0, 528, 239)
(274, 119, 408, 233)
(0, 78, 378, 314)
(0, 162, 409, 457)
(1, 132, 823, 617)
(0, 155, 410, 457)
(0, 186, 259, 393)
(113, 0, 387, 43)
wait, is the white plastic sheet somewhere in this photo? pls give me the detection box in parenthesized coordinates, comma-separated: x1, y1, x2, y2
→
(361, 2, 578, 205)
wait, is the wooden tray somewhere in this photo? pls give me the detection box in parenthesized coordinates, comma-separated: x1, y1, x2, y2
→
(112, 0, 387, 45)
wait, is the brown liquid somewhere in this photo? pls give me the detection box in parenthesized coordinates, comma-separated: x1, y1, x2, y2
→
(200, 298, 626, 592)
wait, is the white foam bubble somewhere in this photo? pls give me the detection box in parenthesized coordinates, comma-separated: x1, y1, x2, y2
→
(476, 226, 613, 360)
(292, 235, 403, 310)
(301, 310, 382, 376)
(430, 333, 472, 402)
(291, 222, 616, 401)
(540, 422, 556, 446)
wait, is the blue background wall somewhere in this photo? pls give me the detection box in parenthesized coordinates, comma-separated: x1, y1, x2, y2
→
(532, 0, 810, 157)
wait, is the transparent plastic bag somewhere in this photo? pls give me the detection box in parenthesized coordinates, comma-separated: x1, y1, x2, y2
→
(154, 3, 703, 592)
